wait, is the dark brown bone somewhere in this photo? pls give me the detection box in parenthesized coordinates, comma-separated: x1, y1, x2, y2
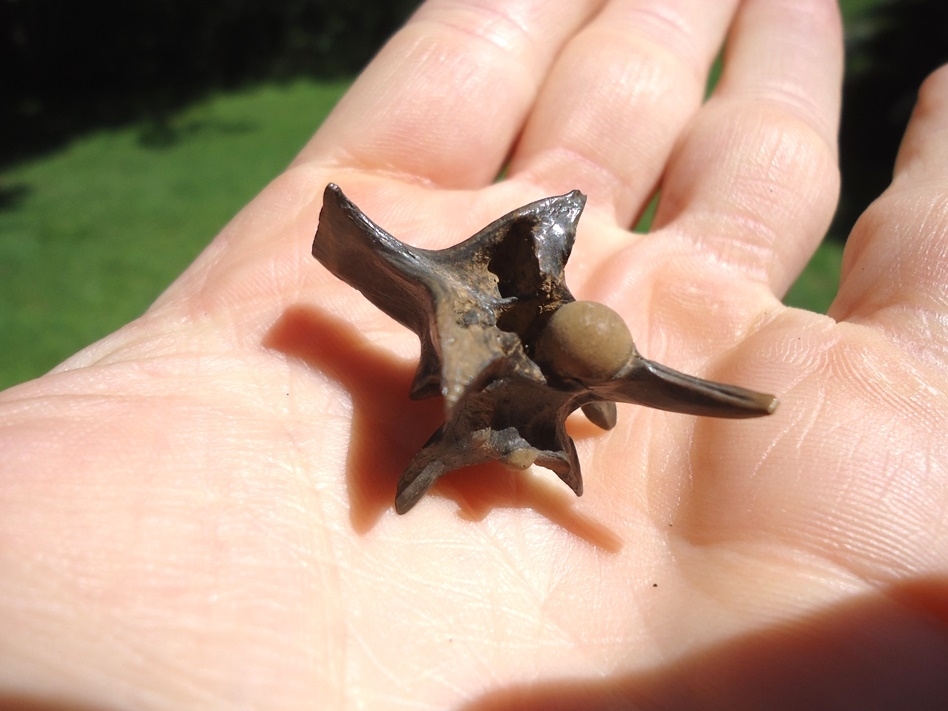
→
(312, 184, 777, 514)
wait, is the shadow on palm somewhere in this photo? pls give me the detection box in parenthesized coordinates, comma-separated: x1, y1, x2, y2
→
(264, 304, 623, 549)
(460, 576, 948, 709)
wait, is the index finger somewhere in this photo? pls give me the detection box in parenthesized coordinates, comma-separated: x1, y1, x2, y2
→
(295, 0, 604, 189)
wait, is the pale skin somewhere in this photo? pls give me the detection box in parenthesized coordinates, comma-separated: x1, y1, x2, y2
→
(2, 0, 948, 708)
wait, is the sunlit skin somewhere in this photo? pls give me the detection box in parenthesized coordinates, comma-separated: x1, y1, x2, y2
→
(2, 1, 948, 709)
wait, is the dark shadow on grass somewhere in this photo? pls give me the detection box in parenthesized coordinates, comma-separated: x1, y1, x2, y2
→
(264, 304, 623, 550)
(460, 577, 948, 710)
(137, 117, 256, 148)
(0, 182, 32, 212)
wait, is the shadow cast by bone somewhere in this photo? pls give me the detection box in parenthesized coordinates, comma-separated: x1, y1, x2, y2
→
(265, 304, 439, 532)
(460, 577, 948, 711)
(265, 305, 622, 550)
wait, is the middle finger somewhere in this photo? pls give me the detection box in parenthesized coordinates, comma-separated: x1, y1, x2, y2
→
(505, 0, 739, 224)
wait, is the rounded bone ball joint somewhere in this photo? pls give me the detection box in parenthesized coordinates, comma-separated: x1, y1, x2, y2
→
(536, 300, 636, 381)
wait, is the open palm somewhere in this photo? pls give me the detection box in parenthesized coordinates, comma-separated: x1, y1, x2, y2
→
(3, 1, 948, 708)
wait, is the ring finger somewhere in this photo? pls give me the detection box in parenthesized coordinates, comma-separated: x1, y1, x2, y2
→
(653, 0, 844, 295)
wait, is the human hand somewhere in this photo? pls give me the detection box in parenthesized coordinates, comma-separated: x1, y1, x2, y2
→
(3, 0, 947, 708)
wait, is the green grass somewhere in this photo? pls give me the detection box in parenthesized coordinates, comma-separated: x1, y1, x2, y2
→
(783, 240, 845, 314)
(0, 79, 348, 390)
(1, 71, 848, 391)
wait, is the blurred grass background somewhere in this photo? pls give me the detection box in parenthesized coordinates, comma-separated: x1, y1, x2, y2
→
(1, 81, 347, 388)
(0, 0, 944, 390)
